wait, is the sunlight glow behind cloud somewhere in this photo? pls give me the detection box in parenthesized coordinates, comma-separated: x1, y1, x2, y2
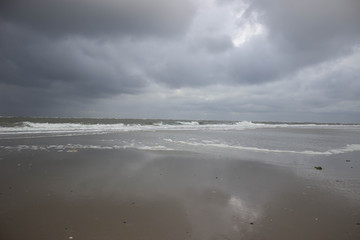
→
(231, 6, 266, 46)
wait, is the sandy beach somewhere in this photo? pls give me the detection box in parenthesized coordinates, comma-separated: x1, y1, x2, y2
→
(1, 145, 359, 240)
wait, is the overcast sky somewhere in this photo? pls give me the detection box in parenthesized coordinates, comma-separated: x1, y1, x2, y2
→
(1, 0, 360, 122)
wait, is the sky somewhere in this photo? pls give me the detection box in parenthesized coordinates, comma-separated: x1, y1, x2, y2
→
(1, 0, 360, 122)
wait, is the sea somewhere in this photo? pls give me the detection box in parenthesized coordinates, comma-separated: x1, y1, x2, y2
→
(0, 116, 359, 173)
(1, 117, 360, 156)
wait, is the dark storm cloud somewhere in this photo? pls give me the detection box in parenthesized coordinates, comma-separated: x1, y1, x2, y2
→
(0, 0, 196, 37)
(0, 23, 148, 116)
(0, 0, 196, 116)
(0, 23, 146, 96)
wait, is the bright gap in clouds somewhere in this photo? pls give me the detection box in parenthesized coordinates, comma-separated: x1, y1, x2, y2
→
(232, 22, 265, 46)
(230, 3, 266, 47)
(193, 0, 265, 47)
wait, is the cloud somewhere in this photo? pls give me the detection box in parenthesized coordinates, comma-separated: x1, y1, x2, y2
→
(0, 0, 197, 109)
(0, 0, 196, 38)
(0, 24, 148, 95)
(106, 48, 360, 121)
(245, 0, 360, 56)
(0, 0, 359, 121)
(225, 0, 360, 84)
(199, 35, 234, 53)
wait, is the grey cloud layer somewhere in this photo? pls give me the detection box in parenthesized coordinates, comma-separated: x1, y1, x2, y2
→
(1, 0, 359, 121)
(247, 0, 360, 52)
(1, 0, 196, 115)
(0, 0, 196, 37)
(230, 0, 360, 83)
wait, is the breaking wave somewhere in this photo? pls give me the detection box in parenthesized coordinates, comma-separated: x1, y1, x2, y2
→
(1, 119, 357, 137)
(0, 120, 273, 137)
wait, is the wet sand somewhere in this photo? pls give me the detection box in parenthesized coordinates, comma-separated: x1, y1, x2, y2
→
(0, 148, 359, 240)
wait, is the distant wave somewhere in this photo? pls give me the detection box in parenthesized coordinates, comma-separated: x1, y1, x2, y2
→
(1, 119, 359, 138)
(0, 120, 268, 136)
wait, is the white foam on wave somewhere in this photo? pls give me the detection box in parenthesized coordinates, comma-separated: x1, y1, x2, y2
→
(0, 143, 173, 152)
(1, 121, 359, 139)
(0, 121, 268, 137)
(176, 121, 200, 125)
(1, 122, 128, 134)
(164, 139, 360, 155)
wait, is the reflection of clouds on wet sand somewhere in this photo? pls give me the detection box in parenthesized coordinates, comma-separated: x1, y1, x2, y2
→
(229, 196, 261, 232)
(2, 145, 359, 240)
(177, 188, 263, 239)
(230, 196, 260, 220)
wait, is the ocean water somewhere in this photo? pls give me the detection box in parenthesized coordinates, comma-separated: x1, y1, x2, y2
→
(1, 117, 360, 157)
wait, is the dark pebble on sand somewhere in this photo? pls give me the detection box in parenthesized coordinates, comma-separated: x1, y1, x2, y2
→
(123, 221, 127, 224)
(356, 222, 360, 226)
(346, 160, 351, 162)
(250, 222, 254, 225)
